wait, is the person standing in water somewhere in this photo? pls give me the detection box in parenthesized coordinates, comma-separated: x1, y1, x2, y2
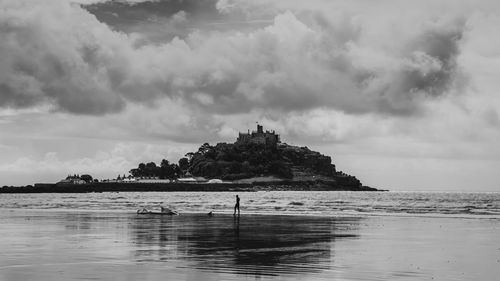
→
(234, 195, 240, 216)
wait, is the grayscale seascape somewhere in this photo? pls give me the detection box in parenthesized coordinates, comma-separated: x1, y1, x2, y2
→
(2, 0, 500, 280)
(1, 191, 499, 281)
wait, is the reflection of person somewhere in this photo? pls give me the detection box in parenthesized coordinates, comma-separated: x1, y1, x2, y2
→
(233, 215, 240, 239)
(234, 195, 240, 216)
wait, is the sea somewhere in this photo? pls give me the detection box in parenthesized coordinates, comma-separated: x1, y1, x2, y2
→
(1, 191, 499, 218)
(1, 191, 500, 281)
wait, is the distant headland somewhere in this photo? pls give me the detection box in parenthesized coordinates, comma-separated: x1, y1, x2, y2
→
(1, 125, 383, 193)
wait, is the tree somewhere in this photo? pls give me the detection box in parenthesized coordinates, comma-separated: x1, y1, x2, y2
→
(269, 161, 293, 179)
(160, 159, 170, 168)
(185, 152, 195, 161)
(129, 168, 141, 177)
(172, 164, 182, 178)
(80, 174, 93, 183)
(198, 143, 212, 155)
(145, 162, 158, 177)
(159, 159, 175, 179)
(178, 157, 189, 171)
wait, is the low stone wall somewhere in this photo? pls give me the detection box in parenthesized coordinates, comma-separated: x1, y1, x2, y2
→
(251, 180, 379, 191)
(2, 179, 382, 193)
(1, 182, 254, 193)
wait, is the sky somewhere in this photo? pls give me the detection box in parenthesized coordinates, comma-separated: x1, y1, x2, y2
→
(0, 0, 500, 191)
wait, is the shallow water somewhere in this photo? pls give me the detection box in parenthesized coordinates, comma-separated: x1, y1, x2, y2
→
(1, 191, 500, 280)
(1, 191, 499, 218)
(0, 210, 499, 281)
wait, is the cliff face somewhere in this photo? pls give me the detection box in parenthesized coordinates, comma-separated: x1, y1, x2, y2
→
(186, 142, 363, 189)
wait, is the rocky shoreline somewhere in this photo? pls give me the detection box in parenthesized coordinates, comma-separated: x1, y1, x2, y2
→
(0, 181, 382, 193)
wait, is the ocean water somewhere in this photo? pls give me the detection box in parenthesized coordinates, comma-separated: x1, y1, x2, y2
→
(1, 191, 500, 280)
(1, 191, 499, 218)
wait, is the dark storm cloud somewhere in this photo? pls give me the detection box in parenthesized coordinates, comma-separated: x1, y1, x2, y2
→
(0, 0, 468, 116)
(84, 0, 217, 40)
(0, 0, 125, 114)
(85, 0, 219, 23)
(165, 13, 468, 116)
(0, 83, 43, 108)
(83, 0, 272, 43)
(371, 19, 466, 115)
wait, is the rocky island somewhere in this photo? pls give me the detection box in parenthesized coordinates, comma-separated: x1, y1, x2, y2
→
(1, 125, 382, 193)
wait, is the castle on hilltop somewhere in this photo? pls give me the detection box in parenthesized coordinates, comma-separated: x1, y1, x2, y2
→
(236, 124, 280, 146)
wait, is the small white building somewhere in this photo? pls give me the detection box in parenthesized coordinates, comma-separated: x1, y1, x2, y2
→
(207, 179, 223, 184)
(177, 177, 197, 183)
(122, 177, 137, 183)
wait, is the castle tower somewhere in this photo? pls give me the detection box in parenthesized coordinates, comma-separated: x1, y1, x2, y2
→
(257, 124, 263, 133)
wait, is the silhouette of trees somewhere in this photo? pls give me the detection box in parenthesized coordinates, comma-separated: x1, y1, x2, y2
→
(129, 160, 181, 179)
(80, 174, 93, 183)
(126, 141, 335, 180)
(185, 142, 294, 179)
(178, 158, 189, 172)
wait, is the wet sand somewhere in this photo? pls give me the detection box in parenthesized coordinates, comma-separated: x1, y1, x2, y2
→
(0, 210, 499, 280)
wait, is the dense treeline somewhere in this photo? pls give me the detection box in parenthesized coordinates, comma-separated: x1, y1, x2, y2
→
(187, 142, 294, 180)
(128, 141, 338, 181)
(129, 159, 184, 179)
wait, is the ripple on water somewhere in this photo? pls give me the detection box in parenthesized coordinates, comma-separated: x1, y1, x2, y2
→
(0, 191, 499, 218)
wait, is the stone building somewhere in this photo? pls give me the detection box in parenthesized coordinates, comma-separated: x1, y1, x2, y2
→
(236, 124, 280, 146)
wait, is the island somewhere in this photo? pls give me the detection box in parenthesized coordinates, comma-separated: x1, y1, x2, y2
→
(0, 125, 383, 193)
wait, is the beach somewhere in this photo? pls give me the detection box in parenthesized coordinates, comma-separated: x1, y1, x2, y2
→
(1, 208, 499, 281)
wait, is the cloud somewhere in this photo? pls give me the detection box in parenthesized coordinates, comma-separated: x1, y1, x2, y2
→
(0, 0, 126, 114)
(0, 148, 133, 185)
(0, 140, 194, 185)
(0, 0, 471, 117)
(359, 18, 467, 115)
(83, 0, 222, 42)
(3, 0, 500, 190)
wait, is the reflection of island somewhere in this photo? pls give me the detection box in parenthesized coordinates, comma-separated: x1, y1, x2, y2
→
(129, 214, 361, 276)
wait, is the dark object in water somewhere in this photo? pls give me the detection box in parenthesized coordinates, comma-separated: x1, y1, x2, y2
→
(207, 211, 214, 217)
